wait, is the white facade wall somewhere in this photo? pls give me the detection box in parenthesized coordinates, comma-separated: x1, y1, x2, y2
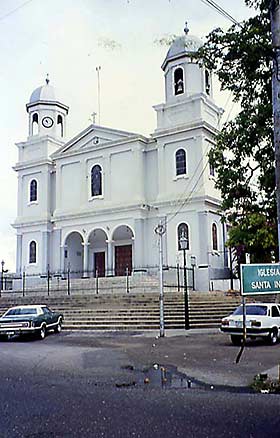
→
(13, 34, 229, 291)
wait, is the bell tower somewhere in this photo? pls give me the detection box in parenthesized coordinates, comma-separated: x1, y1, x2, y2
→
(154, 23, 220, 132)
(26, 76, 69, 141)
(162, 22, 213, 105)
(13, 78, 69, 276)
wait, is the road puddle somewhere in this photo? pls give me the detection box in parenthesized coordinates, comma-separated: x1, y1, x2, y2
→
(117, 364, 198, 390)
(141, 365, 197, 389)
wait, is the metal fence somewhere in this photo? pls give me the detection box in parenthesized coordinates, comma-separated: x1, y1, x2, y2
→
(1, 265, 194, 298)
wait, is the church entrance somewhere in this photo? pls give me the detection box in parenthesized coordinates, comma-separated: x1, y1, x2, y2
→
(64, 231, 84, 276)
(88, 228, 108, 277)
(94, 252, 105, 277)
(115, 245, 132, 276)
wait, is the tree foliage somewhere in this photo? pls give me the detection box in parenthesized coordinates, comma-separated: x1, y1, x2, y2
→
(198, 0, 277, 263)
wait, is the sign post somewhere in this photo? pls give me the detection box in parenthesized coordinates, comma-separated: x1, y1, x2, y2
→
(236, 263, 280, 363)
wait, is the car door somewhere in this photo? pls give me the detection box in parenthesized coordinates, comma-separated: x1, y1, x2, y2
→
(271, 305, 280, 329)
(42, 307, 54, 326)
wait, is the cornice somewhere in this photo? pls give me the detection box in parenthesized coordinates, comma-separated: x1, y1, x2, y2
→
(152, 119, 219, 140)
(52, 135, 154, 161)
(13, 159, 54, 172)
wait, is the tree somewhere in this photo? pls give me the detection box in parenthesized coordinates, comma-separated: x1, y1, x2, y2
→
(199, 0, 277, 264)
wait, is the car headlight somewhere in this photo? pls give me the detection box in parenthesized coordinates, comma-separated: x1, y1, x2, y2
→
(29, 321, 35, 328)
(222, 319, 229, 326)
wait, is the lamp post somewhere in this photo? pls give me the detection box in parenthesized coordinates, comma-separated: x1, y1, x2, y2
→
(180, 234, 190, 330)
(190, 255, 196, 291)
(1, 260, 6, 294)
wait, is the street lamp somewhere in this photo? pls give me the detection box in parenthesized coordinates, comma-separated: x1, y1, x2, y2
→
(1, 260, 6, 294)
(190, 255, 196, 291)
(180, 234, 190, 330)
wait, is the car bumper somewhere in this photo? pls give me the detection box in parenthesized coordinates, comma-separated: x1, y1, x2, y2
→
(0, 327, 39, 336)
(220, 327, 270, 336)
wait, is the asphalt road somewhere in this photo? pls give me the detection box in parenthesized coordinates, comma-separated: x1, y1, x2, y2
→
(0, 330, 280, 438)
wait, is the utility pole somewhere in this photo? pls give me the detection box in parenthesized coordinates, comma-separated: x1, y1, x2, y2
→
(96, 66, 101, 125)
(155, 222, 166, 338)
(271, 0, 280, 260)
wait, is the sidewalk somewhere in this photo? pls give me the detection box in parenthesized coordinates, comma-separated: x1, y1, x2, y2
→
(66, 329, 280, 389)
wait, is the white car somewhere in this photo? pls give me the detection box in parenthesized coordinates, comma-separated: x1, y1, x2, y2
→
(220, 303, 280, 345)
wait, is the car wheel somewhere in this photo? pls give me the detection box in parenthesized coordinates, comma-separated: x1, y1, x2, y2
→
(267, 328, 278, 345)
(39, 325, 46, 340)
(230, 335, 243, 346)
(54, 318, 62, 334)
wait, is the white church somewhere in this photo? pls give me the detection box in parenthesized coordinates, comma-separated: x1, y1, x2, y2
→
(13, 25, 229, 291)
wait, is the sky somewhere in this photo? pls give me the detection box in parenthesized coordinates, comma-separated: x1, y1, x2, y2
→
(0, 0, 255, 271)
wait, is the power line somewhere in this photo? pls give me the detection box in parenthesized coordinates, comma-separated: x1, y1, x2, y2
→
(167, 155, 212, 225)
(200, 0, 240, 26)
(0, 0, 35, 23)
(166, 141, 212, 220)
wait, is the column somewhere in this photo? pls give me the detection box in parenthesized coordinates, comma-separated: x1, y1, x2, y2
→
(133, 146, 145, 201)
(157, 143, 166, 200)
(106, 240, 114, 276)
(41, 231, 50, 274)
(198, 211, 210, 265)
(82, 242, 90, 277)
(16, 234, 23, 274)
(52, 229, 61, 272)
(81, 159, 88, 206)
(60, 245, 66, 274)
(17, 175, 23, 216)
(134, 219, 144, 269)
(103, 153, 110, 201)
(197, 211, 210, 291)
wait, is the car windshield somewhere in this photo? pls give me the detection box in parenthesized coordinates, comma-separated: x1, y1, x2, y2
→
(5, 308, 38, 316)
(233, 305, 267, 316)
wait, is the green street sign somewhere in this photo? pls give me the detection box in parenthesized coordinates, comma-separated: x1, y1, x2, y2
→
(241, 263, 280, 296)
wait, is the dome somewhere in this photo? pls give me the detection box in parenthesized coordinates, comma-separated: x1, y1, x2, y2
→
(162, 23, 203, 70)
(29, 78, 59, 104)
(167, 34, 203, 58)
(26, 78, 69, 114)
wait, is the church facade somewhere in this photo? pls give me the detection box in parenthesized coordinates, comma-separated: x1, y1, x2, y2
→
(13, 27, 228, 291)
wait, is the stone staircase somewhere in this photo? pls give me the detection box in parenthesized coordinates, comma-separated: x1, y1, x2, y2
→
(0, 290, 242, 331)
(13, 273, 161, 295)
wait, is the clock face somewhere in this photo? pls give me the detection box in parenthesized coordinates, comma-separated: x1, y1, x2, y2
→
(42, 116, 54, 128)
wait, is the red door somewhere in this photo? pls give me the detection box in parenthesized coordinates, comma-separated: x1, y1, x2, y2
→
(94, 252, 105, 277)
(115, 245, 132, 276)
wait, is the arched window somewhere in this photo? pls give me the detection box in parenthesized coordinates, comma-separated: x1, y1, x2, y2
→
(30, 179, 37, 202)
(91, 165, 102, 197)
(32, 113, 39, 135)
(176, 149, 186, 176)
(57, 114, 63, 137)
(29, 241, 37, 264)
(178, 223, 190, 251)
(174, 67, 184, 96)
(212, 223, 218, 251)
(205, 70, 211, 96)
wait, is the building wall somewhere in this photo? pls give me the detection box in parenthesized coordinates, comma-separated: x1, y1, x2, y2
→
(13, 43, 228, 291)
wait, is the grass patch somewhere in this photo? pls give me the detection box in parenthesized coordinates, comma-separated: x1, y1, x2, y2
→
(251, 374, 280, 394)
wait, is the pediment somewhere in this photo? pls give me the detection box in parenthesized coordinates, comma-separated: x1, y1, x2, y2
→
(52, 124, 139, 158)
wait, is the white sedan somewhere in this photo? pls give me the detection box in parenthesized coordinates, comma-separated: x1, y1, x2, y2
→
(220, 303, 280, 345)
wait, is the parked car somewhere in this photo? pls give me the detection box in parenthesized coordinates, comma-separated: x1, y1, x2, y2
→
(0, 305, 63, 340)
(220, 303, 280, 345)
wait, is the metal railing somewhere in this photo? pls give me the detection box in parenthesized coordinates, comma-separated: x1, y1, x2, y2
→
(3, 264, 195, 298)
